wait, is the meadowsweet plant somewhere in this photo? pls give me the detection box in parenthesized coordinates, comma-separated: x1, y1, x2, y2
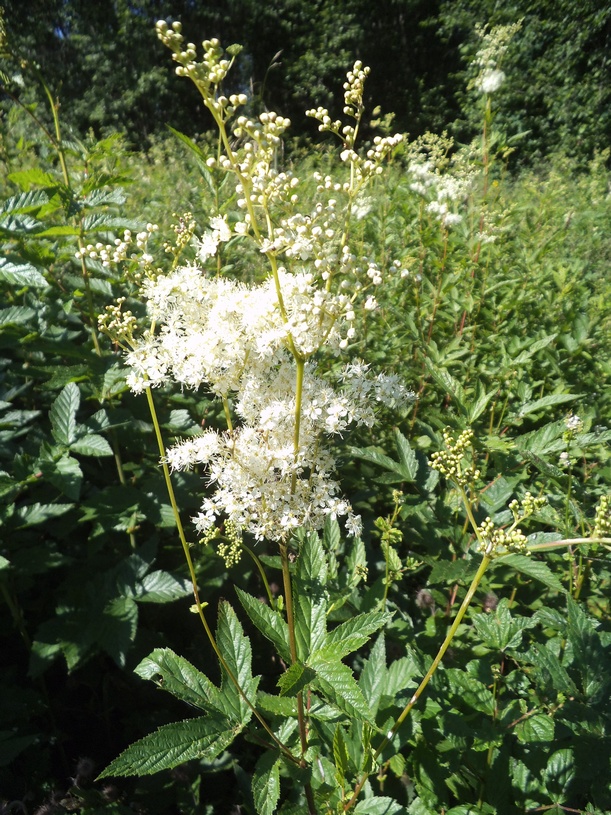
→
(96, 20, 418, 814)
(91, 21, 611, 815)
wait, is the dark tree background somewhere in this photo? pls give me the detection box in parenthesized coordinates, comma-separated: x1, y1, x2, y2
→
(2, 0, 610, 161)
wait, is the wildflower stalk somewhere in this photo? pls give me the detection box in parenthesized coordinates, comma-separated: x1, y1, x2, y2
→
(144, 387, 295, 762)
(343, 553, 492, 812)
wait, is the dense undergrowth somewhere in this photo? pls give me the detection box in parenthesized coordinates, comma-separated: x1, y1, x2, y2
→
(0, 16, 610, 815)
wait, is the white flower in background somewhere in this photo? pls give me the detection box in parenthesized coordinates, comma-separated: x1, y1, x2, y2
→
(477, 68, 506, 95)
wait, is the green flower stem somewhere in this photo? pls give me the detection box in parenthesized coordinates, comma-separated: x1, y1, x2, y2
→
(222, 395, 234, 433)
(39, 73, 103, 357)
(344, 553, 492, 812)
(240, 542, 276, 608)
(525, 537, 611, 552)
(145, 387, 296, 763)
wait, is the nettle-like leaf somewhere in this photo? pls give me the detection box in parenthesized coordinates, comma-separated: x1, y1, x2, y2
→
(39, 454, 83, 500)
(0, 257, 48, 288)
(277, 661, 317, 697)
(216, 600, 260, 723)
(135, 648, 224, 713)
(49, 382, 80, 446)
(252, 750, 282, 815)
(310, 653, 373, 723)
(353, 796, 406, 814)
(235, 586, 291, 664)
(294, 531, 327, 661)
(495, 553, 566, 594)
(471, 598, 536, 653)
(359, 635, 387, 717)
(98, 715, 237, 778)
(325, 611, 392, 659)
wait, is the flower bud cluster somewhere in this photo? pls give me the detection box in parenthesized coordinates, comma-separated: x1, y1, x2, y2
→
(164, 212, 196, 257)
(98, 297, 138, 343)
(156, 21, 244, 119)
(508, 491, 547, 522)
(477, 516, 528, 557)
(593, 495, 611, 539)
(76, 224, 158, 270)
(429, 427, 480, 490)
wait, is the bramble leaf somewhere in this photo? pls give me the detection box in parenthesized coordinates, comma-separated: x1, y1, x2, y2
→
(98, 715, 236, 778)
(294, 532, 327, 661)
(216, 600, 259, 723)
(135, 648, 223, 712)
(235, 587, 291, 663)
(49, 382, 80, 446)
(252, 751, 281, 815)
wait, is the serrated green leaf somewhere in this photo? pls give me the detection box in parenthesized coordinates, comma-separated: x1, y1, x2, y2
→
(135, 648, 223, 712)
(16, 502, 73, 528)
(309, 654, 373, 723)
(7, 168, 57, 189)
(348, 445, 407, 477)
(252, 751, 281, 815)
(515, 713, 555, 743)
(424, 361, 467, 416)
(471, 598, 535, 652)
(49, 382, 80, 446)
(543, 748, 574, 798)
(0, 306, 36, 325)
(83, 187, 127, 207)
(216, 600, 259, 723)
(235, 587, 291, 664)
(514, 420, 565, 456)
(496, 554, 565, 593)
(323, 515, 341, 551)
(70, 433, 113, 457)
(566, 596, 609, 699)
(360, 635, 387, 715)
(98, 715, 236, 778)
(394, 428, 418, 481)
(468, 383, 496, 423)
(136, 570, 190, 603)
(0, 257, 48, 288)
(39, 454, 83, 500)
(333, 725, 349, 785)
(0, 214, 44, 235)
(444, 668, 495, 715)
(1, 189, 49, 215)
(326, 611, 392, 658)
(81, 213, 134, 232)
(527, 643, 578, 695)
(517, 393, 580, 418)
(353, 796, 405, 814)
(277, 661, 316, 697)
(256, 691, 296, 717)
(294, 532, 327, 662)
(100, 596, 139, 668)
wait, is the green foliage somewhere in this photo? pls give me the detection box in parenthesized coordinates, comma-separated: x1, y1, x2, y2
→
(0, 12, 610, 815)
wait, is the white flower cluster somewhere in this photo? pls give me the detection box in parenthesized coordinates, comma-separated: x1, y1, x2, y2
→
(473, 22, 521, 96)
(115, 27, 414, 548)
(407, 146, 475, 229)
(126, 252, 412, 542)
